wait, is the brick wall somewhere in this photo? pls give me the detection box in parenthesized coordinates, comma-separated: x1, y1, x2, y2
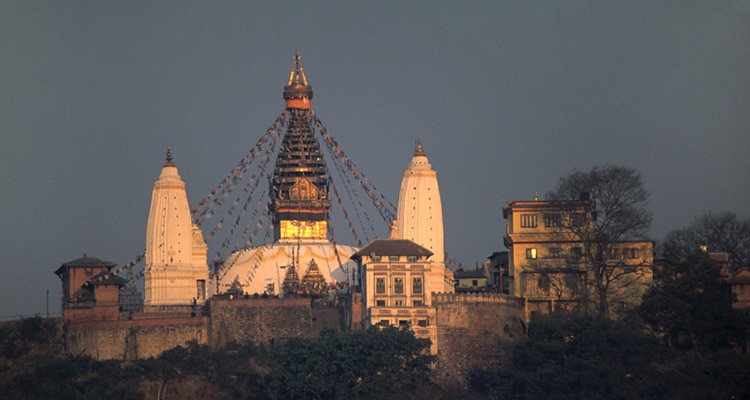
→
(432, 293, 525, 386)
(64, 317, 209, 360)
(208, 297, 317, 347)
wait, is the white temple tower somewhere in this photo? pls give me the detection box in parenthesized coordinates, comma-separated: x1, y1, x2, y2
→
(144, 149, 210, 307)
(396, 140, 445, 263)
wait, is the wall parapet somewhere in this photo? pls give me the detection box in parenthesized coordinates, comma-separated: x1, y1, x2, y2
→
(432, 292, 522, 305)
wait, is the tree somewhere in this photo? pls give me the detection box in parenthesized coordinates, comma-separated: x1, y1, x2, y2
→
(468, 313, 673, 400)
(637, 250, 749, 351)
(663, 211, 750, 272)
(546, 165, 652, 318)
(270, 327, 434, 400)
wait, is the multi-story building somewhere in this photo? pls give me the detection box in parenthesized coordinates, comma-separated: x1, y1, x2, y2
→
(503, 196, 653, 321)
(354, 238, 453, 354)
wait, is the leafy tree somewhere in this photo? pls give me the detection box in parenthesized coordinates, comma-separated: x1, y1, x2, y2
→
(664, 211, 750, 272)
(468, 313, 672, 400)
(546, 165, 652, 318)
(270, 327, 434, 400)
(637, 250, 749, 351)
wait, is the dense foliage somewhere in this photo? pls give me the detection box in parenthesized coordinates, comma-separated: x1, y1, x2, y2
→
(468, 312, 750, 400)
(0, 323, 434, 400)
(270, 327, 434, 400)
(468, 313, 673, 400)
(638, 250, 749, 351)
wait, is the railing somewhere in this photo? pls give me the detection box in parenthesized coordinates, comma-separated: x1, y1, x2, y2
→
(0, 313, 61, 322)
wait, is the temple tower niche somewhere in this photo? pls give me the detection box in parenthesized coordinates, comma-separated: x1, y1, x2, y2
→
(144, 149, 210, 307)
(396, 140, 445, 263)
(270, 51, 331, 242)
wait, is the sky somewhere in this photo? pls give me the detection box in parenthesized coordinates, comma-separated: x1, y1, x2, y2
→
(1, 1, 748, 318)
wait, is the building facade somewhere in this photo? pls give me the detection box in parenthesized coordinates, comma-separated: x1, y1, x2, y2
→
(503, 197, 653, 321)
(354, 239, 451, 353)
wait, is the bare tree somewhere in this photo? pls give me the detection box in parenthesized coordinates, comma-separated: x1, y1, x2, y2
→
(546, 165, 652, 318)
(664, 211, 750, 272)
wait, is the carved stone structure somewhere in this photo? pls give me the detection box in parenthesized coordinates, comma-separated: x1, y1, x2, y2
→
(143, 149, 210, 308)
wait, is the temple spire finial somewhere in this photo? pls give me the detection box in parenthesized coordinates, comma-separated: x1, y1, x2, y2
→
(284, 50, 313, 109)
(164, 147, 175, 167)
(414, 139, 426, 156)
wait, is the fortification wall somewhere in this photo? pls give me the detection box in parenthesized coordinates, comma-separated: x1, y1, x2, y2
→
(432, 292, 525, 386)
(208, 297, 317, 347)
(65, 317, 209, 360)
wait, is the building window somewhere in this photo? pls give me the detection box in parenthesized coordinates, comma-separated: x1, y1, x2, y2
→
(625, 248, 638, 259)
(526, 248, 538, 259)
(571, 247, 582, 258)
(395, 299, 404, 306)
(412, 277, 423, 294)
(544, 213, 562, 227)
(609, 248, 621, 259)
(398, 320, 409, 327)
(379, 320, 390, 327)
(371, 255, 381, 262)
(376, 299, 386, 307)
(565, 275, 579, 295)
(196, 280, 206, 300)
(407, 255, 418, 262)
(389, 255, 400, 261)
(521, 214, 538, 228)
(472, 279, 478, 286)
(549, 248, 561, 258)
(413, 300, 424, 306)
(417, 319, 428, 327)
(394, 277, 404, 294)
(376, 278, 385, 294)
(538, 276, 550, 295)
(571, 213, 586, 227)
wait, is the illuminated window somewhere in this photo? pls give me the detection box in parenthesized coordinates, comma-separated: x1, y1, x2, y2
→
(376, 278, 385, 294)
(394, 278, 404, 294)
(521, 214, 538, 228)
(526, 248, 537, 259)
(412, 277, 423, 294)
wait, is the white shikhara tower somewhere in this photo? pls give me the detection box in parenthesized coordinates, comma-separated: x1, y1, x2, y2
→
(396, 140, 445, 263)
(144, 149, 210, 307)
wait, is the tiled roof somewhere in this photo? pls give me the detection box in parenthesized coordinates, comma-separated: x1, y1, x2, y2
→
(61, 255, 116, 268)
(727, 269, 750, 285)
(454, 269, 487, 279)
(354, 239, 433, 257)
(89, 270, 127, 286)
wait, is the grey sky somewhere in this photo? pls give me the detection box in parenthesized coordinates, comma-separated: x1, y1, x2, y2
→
(1, 2, 748, 317)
